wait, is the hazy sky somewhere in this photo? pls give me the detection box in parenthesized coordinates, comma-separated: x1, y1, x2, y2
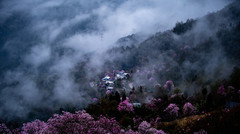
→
(0, 0, 232, 52)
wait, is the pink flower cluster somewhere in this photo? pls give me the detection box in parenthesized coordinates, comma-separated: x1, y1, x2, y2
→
(217, 86, 226, 96)
(94, 115, 121, 133)
(147, 98, 162, 111)
(118, 99, 134, 112)
(0, 123, 11, 134)
(164, 80, 174, 92)
(164, 103, 179, 118)
(13, 111, 121, 134)
(46, 111, 94, 133)
(183, 102, 195, 116)
(106, 90, 111, 95)
(22, 120, 47, 134)
(138, 121, 166, 134)
(92, 97, 98, 102)
(2, 111, 168, 134)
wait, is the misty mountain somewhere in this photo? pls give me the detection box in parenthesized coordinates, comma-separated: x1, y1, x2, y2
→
(0, 0, 239, 123)
(105, 1, 240, 91)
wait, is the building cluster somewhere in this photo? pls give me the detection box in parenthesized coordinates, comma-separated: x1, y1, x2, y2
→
(101, 70, 130, 92)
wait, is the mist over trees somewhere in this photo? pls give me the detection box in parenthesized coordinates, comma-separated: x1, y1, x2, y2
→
(0, 0, 240, 133)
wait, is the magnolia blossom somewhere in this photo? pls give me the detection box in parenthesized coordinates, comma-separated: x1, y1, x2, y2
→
(20, 111, 122, 134)
(147, 98, 162, 111)
(118, 100, 134, 112)
(22, 120, 47, 134)
(164, 80, 174, 92)
(138, 121, 166, 134)
(0, 123, 11, 134)
(183, 102, 195, 116)
(1, 110, 169, 134)
(164, 103, 179, 118)
(46, 111, 94, 133)
(106, 90, 111, 95)
(138, 121, 151, 133)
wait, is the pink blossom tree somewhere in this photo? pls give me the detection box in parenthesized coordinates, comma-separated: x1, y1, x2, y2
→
(0, 123, 11, 134)
(22, 120, 47, 134)
(183, 102, 195, 116)
(164, 80, 175, 93)
(147, 98, 162, 111)
(164, 103, 179, 118)
(138, 121, 151, 134)
(46, 111, 94, 134)
(45, 110, 122, 134)
(118, 100, 134, 112)
(93, 115, 121, 134)
(138, 121, 166, 134)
